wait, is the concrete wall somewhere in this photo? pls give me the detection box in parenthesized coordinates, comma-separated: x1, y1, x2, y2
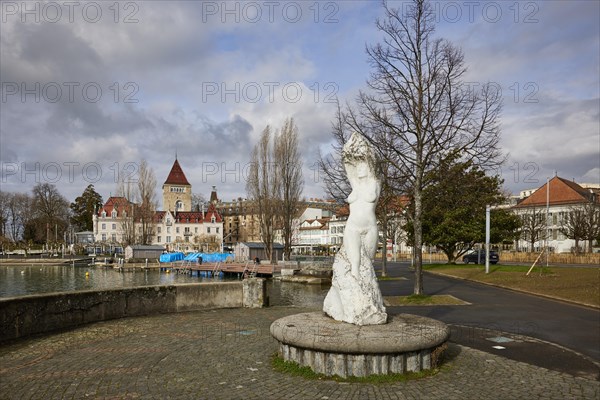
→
(0, 281, 264, 343)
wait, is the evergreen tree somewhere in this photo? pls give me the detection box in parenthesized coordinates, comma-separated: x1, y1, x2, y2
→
(70, 184, 103, 231)
(406, 158, 520, 263)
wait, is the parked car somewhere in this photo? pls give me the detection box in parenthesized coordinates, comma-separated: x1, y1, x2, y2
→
(463, 250, 499, 264)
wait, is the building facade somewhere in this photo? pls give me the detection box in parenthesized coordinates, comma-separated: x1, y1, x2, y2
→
(162, 158, 192, 212)
(512, 176, 599, 253)
(93, 159, 223, 253)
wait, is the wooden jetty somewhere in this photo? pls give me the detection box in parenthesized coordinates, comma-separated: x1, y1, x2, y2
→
(161, 261, 282, 278)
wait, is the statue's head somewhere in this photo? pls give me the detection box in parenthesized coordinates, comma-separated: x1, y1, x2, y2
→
(342, 132, 378, 174)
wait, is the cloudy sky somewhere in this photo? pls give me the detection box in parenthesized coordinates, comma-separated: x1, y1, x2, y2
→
(1, 0, 599, 207)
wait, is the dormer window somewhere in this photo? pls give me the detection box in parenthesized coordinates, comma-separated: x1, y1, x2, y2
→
(101, 211, 106, 217)
(211, 216, 216, 223)
(111, 210, 117, 218)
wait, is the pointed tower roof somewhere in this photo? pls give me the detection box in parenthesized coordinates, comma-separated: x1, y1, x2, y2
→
(210, 185, 219, 204)
(164, 158, 190, 186)
(516, 176, 593, 207)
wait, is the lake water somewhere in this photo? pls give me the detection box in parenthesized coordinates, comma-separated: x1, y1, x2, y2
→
(0, 264, 329, 307)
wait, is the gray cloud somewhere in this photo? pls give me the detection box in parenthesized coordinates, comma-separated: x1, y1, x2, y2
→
(1, 1, 598, 204)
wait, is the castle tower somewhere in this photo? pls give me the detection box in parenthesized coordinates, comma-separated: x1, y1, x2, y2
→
(162, 158, 192, 212)
(209, 185, 219, 204)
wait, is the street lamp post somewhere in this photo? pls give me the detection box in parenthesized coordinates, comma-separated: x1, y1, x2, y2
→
(485, 205, 490, 274)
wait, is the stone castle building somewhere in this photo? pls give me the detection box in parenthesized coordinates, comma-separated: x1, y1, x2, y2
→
(93, 158, 223, 253)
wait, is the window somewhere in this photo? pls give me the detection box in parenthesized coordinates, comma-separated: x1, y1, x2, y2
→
(195, 227, 198, 233)
(211, 216, 216, 223)
(112, 223, 116, 230)
(111, 210, 117, 218)
(102, 223, 106, 230)
(176, 227, 180, 233)
(101, 211, 106, 217)
(167, 227, 171, 233)
(166, 236, 171, 243)
(111, 234, 116, 242)
(207, 227, 211, 234)
(157, 227, 161, 234)
(101, 234, 106, 241)
(216, 227, 219, 234)
(157, 236, 161, 243)
(176, 200, 183, 210)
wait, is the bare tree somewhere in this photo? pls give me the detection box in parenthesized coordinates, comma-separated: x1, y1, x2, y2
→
(519, 207, 547, 252)
(0, 192, 9, 238)
(6, 193, 32, 242)
(560, 207, 586, 254)
(582, 203, 600, 252)
(560, 203, 600, 254)
(136, 159, 157, 245)
(333, 1, 502, 294)
(116, 172, 136, 246)
(275, 118, 304, 260)
(192, 194, 207, 212)
(247, 126, 280, 263)
(29, 183, 70, 245)
(318, 104, 352, 203)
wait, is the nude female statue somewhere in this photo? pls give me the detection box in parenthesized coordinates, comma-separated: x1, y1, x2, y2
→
(343, 140, 381, 279)
(323, 132, 387, 325)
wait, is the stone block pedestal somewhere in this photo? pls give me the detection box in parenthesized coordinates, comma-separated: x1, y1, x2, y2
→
(242, 278, 268, 308)
(270, 312, 449, 377)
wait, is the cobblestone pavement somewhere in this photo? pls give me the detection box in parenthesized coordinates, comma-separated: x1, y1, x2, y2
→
(0, 306, 598, 400)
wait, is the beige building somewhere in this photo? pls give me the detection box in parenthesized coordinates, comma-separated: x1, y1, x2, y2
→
(513, 176, 599, 253)
(215, 198, 262, 246)
(93, 159, 223, 253)
(162, 158, 192, 212)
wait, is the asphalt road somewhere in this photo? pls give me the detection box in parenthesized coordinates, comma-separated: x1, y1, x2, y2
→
(374, 261, 600, 379)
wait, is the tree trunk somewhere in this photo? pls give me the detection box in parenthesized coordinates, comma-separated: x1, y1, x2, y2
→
(413, 188, 423, 295)
(381, 214, 388, 277)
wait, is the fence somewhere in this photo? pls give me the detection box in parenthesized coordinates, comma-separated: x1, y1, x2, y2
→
(389, 252, 599, 265)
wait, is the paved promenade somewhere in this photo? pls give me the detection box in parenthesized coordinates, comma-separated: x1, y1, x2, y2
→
(1, 306, 598, 400)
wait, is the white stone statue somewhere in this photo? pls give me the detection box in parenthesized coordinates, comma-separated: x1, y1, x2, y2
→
(323, 132, 388, 325)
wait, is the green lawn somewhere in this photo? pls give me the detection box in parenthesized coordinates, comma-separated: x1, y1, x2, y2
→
(423, 264, 600, 307)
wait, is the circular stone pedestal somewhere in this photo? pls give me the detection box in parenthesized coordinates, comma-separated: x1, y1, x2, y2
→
(270, 312, 449, 378)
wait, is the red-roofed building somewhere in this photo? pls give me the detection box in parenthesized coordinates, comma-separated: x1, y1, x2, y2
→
(93, 196, 134, 245)
(513, 176, 599, 253)
(162, 158, 192, 213)
(93, 159, 224, 253)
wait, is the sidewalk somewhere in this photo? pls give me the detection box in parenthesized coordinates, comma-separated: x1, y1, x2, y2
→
(1, 306, 598, 400)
